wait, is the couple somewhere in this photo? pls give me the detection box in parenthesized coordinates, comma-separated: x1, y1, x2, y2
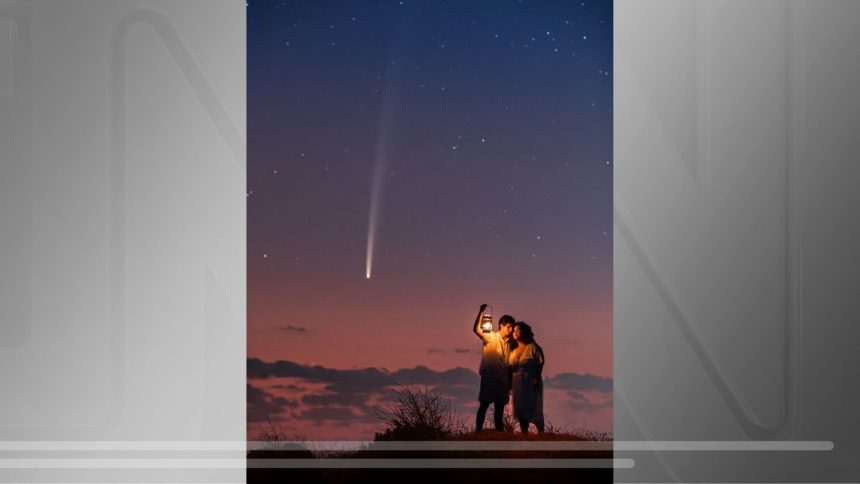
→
(472, 304, 545, 434)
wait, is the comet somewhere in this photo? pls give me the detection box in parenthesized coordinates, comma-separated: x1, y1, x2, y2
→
(365, 136, 387, 280)
(364, 10, 412, 280)
(364, 61, 402, 280)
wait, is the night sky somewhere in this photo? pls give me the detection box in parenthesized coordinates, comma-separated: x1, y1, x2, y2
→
(248, 0, 613, 440)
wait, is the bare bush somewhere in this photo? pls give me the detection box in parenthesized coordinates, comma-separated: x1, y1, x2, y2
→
(254, 417, 310, 451)
(373, 385, 462, 440)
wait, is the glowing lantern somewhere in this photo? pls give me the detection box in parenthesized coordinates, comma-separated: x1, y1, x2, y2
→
(481, 305, 494, 333)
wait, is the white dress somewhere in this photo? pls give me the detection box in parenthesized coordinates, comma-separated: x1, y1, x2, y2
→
(509, 342, 544, 426)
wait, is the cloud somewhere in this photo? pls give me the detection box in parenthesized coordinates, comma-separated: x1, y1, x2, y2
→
(302, 391, 375, 408)
(246, 358, 613, 434)
(247, 382, 298, 423)
(247, 358, 395, 393)
(298, 406, 357, 423)
(427, 348, 444, 354)
(542, 374, 612, 416)
(391, 365, 477, 387)
(544, 372, 612, 394)
(453, 348, 472, 354)
(271, 383, 306, 392)
(248, 358, 306, 379)
(569, 397, 613, 413)
(281, 325, 308, 333)
(433, 383, 479, 406)
(246, 359, 478, 426)
(567, 390, 590, 403)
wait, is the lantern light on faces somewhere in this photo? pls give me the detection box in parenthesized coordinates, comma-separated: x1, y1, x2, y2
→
(481, 305, 494, 333)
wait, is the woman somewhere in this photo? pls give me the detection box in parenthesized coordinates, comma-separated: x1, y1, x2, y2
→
(509, 321, 545, 434)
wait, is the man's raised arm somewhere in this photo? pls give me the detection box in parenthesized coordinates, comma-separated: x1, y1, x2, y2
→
(473, 304, 488, 340)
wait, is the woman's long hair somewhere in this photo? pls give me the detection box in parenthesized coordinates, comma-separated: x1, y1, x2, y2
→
(515, 321, 535, 344)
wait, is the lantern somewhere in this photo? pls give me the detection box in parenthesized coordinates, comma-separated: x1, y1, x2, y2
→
(481, 305, 494, 333)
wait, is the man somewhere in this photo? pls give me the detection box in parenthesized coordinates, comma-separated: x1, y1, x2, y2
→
(472, 304, 517, 432)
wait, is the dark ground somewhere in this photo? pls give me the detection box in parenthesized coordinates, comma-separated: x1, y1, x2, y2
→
(247, 446, 613, 483)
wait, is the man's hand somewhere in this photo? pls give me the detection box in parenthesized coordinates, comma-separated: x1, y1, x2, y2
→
(474, 304, 488, 339)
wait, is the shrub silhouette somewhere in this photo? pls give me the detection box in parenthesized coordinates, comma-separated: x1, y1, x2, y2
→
(253, 416, 313, 454)
(373, 385, 463, 441)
